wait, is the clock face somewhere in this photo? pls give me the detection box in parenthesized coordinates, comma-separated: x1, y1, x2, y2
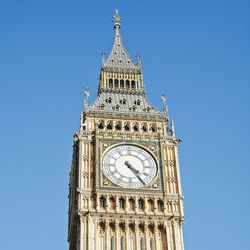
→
(102, 144, 157, 188)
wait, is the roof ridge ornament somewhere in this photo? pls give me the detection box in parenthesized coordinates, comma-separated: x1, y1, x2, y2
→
(112, 9, 121, 29)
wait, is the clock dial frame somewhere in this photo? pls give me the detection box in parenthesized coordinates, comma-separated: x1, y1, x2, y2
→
(102, 144, 157, 188)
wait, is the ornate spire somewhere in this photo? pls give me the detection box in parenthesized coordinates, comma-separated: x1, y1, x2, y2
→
(103, 10, 139, 70)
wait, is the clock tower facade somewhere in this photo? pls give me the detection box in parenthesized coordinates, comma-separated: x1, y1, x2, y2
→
(68, 10, 185, 250)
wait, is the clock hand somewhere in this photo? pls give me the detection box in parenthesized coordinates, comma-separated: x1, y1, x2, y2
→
(137, 175, 146, 185)
(125, 161, 140, 174)
(124, 161, 145, 185)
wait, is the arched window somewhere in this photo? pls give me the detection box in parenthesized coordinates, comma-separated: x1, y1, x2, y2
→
(120, 98, 126, 105)
(138, 199, 144, 210)
(109, 197, 116, 210)
(129, 198, 135, 210)
(115, 124, 121, 130)
(131, 80, 135, 89)
(148, 199, 154, 212)
(134, 99, 141, 105)
(99, 197, 105, 207)
(151, 125, 156, 133)
(106, 97, 112, 104)
(98, 122, 104, 129)
(115, 79, 119, 88)
(133, 125, 138, 131)
(109, 79, 113, 88)
(107, 123, 112, 130)
(126, 80, 130, 89)
(124, 124, 129, 131)
(157, 200, 163, 211)
(119, 198, 125, 209)
(120, 79, 124, 88)
(142, 125, 147, 132)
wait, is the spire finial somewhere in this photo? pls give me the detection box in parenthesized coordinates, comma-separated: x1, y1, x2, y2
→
(136, 51, 141, 68)
(161, 93, 166, 111)
(84, 87, 90, 106)
(171, 118, 175, 137)
(101, 48, 106, 64)
(161, 92, 169, 116)
(112, 9, 121, 28)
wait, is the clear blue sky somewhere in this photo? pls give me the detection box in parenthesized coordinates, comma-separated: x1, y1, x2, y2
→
(0, 0, 249, 249)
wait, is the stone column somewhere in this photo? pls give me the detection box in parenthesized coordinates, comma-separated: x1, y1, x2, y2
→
(105, 220, 109, 250)
(135, 221, 140, 250)
(145, 222, 150, 250)
(125, 195, 128, 214)
(106, 195, 109, 213)
(96, 194, 100, 212)
(87, 214, 92, 250)
(125, 221, 129, 250)
(116, 195, 119, 213)
(179, 223, 184, 250)
(164, 200, 168, 216)
(154, 223, 158, 250)
(154, 197, 157, 215)
(94, 218, 98, 250)
(115, 220, 119, 250)
(88, 141, 91, 189)
(80, 215, 85, 250)
(172, 219, 180, 250)
(165, 221, 172, 250)
(135, 197, 138, 214)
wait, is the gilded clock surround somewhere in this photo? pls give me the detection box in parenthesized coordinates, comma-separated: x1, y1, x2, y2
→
(68, 10, 185, 250)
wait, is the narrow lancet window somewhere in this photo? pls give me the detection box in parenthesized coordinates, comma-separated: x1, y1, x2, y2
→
(115, 79, 119, 88)
(109, 79, 113, 88)
(126, 80, 130, 89)
(131, 80, 135, 89)
(120, 80, 124, 88)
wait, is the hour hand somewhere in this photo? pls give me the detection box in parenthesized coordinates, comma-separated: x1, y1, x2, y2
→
(124, 161, 145, 185)
(124, 161, 139, 174)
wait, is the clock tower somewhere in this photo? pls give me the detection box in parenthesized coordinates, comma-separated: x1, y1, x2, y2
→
(68, 10, 185, 250)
